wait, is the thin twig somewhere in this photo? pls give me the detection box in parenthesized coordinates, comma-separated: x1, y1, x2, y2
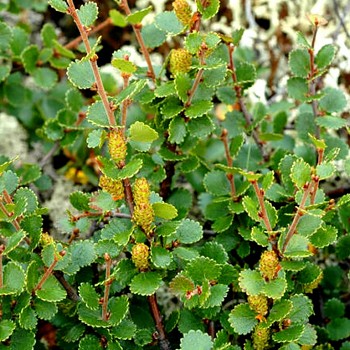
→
(147, 294, 171, 350)
(66, 0, 116, 126)
(0, 245, 4, 289)
(221, 129, 236, 198)
(119, 0, 156, 82)
(332, 0, 350, 40)
(53, 270, 80, 302)
(251, 180, 272, 232)
(102, 253, 112, 321)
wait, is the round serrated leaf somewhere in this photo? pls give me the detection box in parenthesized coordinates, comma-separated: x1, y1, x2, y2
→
(19, 306, 37, 330)
(67, 59, 95, 89)
(0, 261, 25, 295)
(283, 235, 312, 258)
(319, 87, 347, 113)
(316, 116, 347, 130)
(273, 324, 305, 343)
(185, 257, 221, 284)
(87, 129, 104, 148)
(129, 121, 158, 142)
(201, 242, 228, 264)
(64, 240, 96, 274)
(87, 100, 111, 127)
(152, 202, 178, 219)
(316, 163, 335, 180)
(110, 318, 137, 340)
(315, 44, 336, 69)
(33, 67, 58, 90)
(117, 158, 143, 179)
(34, 299, 58, 320)
(77, 2, 98, 27)
(130, 272, 162, 296)
(228, 303, 258, 335)
(324, 298, 345, 319)
(310, 224, 337, 248)
(36, 275, 66, 302)
(0, 319, 15, 341)
(288, 294, 314, 324)
(327, 318, 350, 341)
(70, 191, 91, 211)
(238, 269, 264, 296)
(169, 116, 187, 144)
(48, 0, 68, 12)
(0, 22, 12, 51)
(185, 100, 213, 118)
(290, 159, 311, 188)
(287, 77, 308, 101)
(141, 23, 167, 48)
(267, 299, 292, 326)
(204, 170, 231, 196)
(127, 5, 152, 24)
(8, 328, 35, 350)
(3, 230, 25, 255)
(175, 219, 203, 244)
(79, 283, 100, 310)
(289, 48, 310, 78)
(262, 277, 287, 299)
(155, 11, 183, 35)
(204, 284, 228, 308)
(187, 115, 214, 138)
(180, 330, 213, 350)
(151, 246, 173, 268)
(196, 0, 220, 19)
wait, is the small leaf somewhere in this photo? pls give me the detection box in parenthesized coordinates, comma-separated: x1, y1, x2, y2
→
(262, 277, 287, 299)
(235, 61, 256, 85)
(118, 158, 143, 179)
(70, 191, 91, 211)
(185, 100, 213, 119)
(288, 294, 314, 324)
(283, 235, 312, 258)
(316, 163, 336, 180)
(316, 116, 347, 130)
(324, 298, 345, 320)
(169, 116, 187, 144)
(196, 0, 220, 19)
(170, 274, 195, 294)
(175, 219, 203, 244)
(185, 257, 221, 283)
(48, 0, 68, 12)
(87, 100, 111, 127)
(109, 9, 127, 27)
(231, 28, 245, 45)
(151, 246, 173, 268)
(289, 48, 310, 78)
(228, 303, 258, 335)
(315, 44, 336, 69)
(187, 115, 214, 138)
(287, 77, 308, 101)
(180, 330, 213, 350)
(238, 269, 264, 296)
(0, 261, 25, 295)
(155, 11, 184, 35)
(0, 319, 15, 341)
(8, 328, 35, 350)
(79, 283, 100, 310)
(36, 275, 66, 302)
(129, 121, 158, 142)
(67, 59, 95, 89)
(19, 306, 37, 330)
(110, 318, 136, 340)
(290, 159, 311, 188)
(319, 87, 347, 113)
(152, 202, 178, 219)
(273, 324, 305, 343)
(34, 299, 58, 320)
(129, 272, 162, 296)
(297, 214, 322, 237)
(141, 23, 167, 48)
(296, 31, 311, 47)
(87, 129, 105, 148)
(126, 6, 152, 24)
(204, 170, 231, 196)
(267, 299, 292, 326)
(33, 67, 58, 90)
(77, 2, 98, 27)
(111, 58, 137, 74)
(326, 318, 350, 341)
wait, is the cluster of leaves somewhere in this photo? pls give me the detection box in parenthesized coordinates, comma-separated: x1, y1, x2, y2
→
(0, 1, 350, 349)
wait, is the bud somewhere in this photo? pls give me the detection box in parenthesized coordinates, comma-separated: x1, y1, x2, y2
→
(132, 202, 155, 234)
(173, 0, 192, 26)
(131, 243, 149, 270)
(248, 294, 269, 316)
(99, 175, 124, 200)
(169, 48, 192, 75)
(259, 250, 280, 281)
(252, 324, 270, 350)
(108, 129, 127, 163)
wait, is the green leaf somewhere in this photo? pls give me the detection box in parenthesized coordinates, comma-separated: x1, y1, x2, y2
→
(118, 158, 143, 179)
(316, 162, 336, 180)
(77, 2, 98, 27)
(169, 116, 187, 144)
(288, 294, 314, 324)
(87, 129, 104, 148)
(273, 324, 305, 343)
(79, 334, 102, 349)
(324, 298, 345, 319)
(287, 77, 308, 101)
(33, 67, 58, 90)
(9, 328, 35, 350)
(289, 48, 310, 78)
(315, 44, 336, 69)
(64, 240, 97, 274)
(170, 274, 195, 294)
(204, 284, 229, 308)
(267, 299, 292, 326)
(21, 45, 39, 74)
(180, 330, 213, 350)
(0, 319, 15, 341)
(203, 64, 227, 87)
(296, 31, 311, 48)
(129, 271, 162, 296)
(238, 269, 264, 296)
(150, 246, 173, 268)
(297, 214, 322, 237)
(290, 159, 311, 188)
(152, 202, 178, 219)
(114, 79, 147, 105)
(185, 100, 213, 119)
(129, 121, 158, 142)
(231, 28, 245, 45)
(185, 257, 221, 283)
(155, 81, 176, 97)
(19, 306, 37, 330)
(155, 11, 184, 35)
(141, 23, 167, 48)
(310, 224, 337, 248)
(319, 87, 347, 113)
(187, 115, 214, 138)
(36, 275, 66, 302)
(316, 116, 347, 130)
(0, 22, 12, 51)
(228, 303, 258, 335)
(70, 191, 91, 211)
(251, 226, 269, 247)
(111, 58, 137, 74)
(196, 0, 220, 19)
(79, 283, 100, 310)
(87, 100, 111, 127)
(34, 299, 58, 320)
(67, 59, 95, 89)
(3, 230, 25, 255)
(336, 234, 350, 259)
(201, 242, 228, 264)
(204, 170, 231, 196)
(109, 9, 127, 27)
(262, 277, 287, 299)
(283, 235, 312, 258)
(235, 61, 256, 85)
(110, 318, 136, 340)
(0, 261, 25, 295)
(126, 6, 152, 24)
(175, 219, 203, 244)
(326, 318, 350, 341)
(48, 0, 68, 12)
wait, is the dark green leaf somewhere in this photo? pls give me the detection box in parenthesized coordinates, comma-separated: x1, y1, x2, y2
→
(129, 272, 162, 296)
(289, 48, 310, 78)
(228, 303, 258, 335)
(180, 330, 213, 350)
(315, 44, 336, 69)
(155, 11, 184, 35)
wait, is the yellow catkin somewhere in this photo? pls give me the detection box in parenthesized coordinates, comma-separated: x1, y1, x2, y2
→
(108, 129, 127, 163)
(173, 0, 192, 26)
(133, 178, 150, 205)
(259, 250, 280, 281)
(252, 324, 270, 350)
(131, 243, 149, 270)
(248, 294, 269, 316)
(99, 175, 124, 201)
(169, 48, 192, 75)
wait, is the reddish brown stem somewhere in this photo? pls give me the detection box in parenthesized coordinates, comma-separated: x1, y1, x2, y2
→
(102, 253, 112, 321)
(64, 17, 112, 50)
(66, 0, 116, 127)
(120, 0, 156, 82)
(122, 176, 134, 215)
(0, 245, 4, 289)
(147, 294, 171, 350)
(121, 72, 131, 133)
(221, 129, 236, 198)
(251, 181, 272, 231)
(282, 183, 313, 253)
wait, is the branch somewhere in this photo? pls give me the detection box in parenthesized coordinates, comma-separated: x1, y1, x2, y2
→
(251, 180, 272, 232)
(66, 0, 116, 127)
(102, 253, 112, 321)
(221, 129, 236, 198)
(53, 270, 80, 302)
